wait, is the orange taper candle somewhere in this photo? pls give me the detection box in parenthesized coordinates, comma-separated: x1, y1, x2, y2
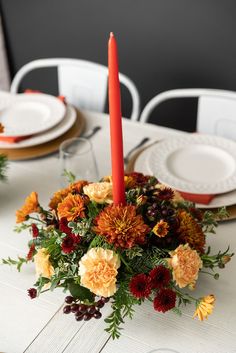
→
(108, 32, 126, 205)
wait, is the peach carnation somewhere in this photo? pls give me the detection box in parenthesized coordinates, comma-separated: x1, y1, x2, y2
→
(83, 182, 113, 204)
(168, 244, 202, 289)
(16, 191, 39, 223)
(78, 247, 120, 297)
(34, 248, 54, 281)
(57, 193, 86, 221)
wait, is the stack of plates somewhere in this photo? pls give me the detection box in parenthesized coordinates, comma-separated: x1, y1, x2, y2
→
(0, 92, 85, 160)
(133, 134, 236, 210)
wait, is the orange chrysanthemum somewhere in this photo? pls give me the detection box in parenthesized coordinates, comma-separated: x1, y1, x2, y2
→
(152, 220, 169, 238)
(16, 191, 39, 223)
(57, 193, 86, 221)
(49, 188, 70, 210)
(0, 123, 4, 133)
(93, 204, 150, 248)
(69, 180, 89, 193)
(193, 294, 215, 321)
(177, 210, 205, 253)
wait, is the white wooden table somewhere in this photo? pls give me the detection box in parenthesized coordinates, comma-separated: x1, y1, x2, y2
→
(0, 111, 235, 353)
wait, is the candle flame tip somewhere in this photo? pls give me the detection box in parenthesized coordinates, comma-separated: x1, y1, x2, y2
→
(110, 32, 114, 38)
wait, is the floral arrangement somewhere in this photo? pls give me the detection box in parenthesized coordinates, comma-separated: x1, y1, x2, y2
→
(0, 123, 7, 181)
(4, 172, 233, 338)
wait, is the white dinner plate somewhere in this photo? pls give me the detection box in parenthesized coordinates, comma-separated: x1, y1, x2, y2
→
(134, 142, 236, 208)
(0, 105, 77, 149)
(0, 93, 66, 137)
(146, 135, 236, 195)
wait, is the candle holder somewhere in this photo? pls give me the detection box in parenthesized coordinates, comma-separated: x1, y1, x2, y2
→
(4, 172, 233, 339)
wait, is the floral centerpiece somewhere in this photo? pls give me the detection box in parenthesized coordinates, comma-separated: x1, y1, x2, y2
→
(4, 172, 233, 338)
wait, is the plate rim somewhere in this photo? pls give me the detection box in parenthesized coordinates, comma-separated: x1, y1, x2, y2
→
(0, 93, 66, 137)
(0, 105, 76, 149)
(133, 139, 236, 209)
(146, 135, 236, 195)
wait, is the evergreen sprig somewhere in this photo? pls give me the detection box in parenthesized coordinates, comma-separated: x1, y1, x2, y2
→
(105, 280, 140, 339)
(0, 154, 7, 181)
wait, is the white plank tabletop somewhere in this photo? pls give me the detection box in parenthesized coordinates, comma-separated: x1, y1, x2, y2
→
(0, 110, 235, 353)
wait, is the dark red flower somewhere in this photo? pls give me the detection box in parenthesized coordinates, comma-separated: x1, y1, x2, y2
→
(27, 244, 35, 260)
(149, 265, 171, 289)
(27, 288, 37, 299)
(153, 288, 176, 313)
(157, 187, 174, 201)
(31, 223, 39, 238)
(59, 217, 73, 236)
(129, 274, 152, 298)
(128, 172, 150, 186)
(61, 234, 80, 254)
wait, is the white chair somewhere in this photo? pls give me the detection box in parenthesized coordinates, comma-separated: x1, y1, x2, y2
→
(140, 88, 236, 139)
(10, 58, 140, 121)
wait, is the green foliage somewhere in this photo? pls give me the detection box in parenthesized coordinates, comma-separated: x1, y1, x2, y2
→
(87, 201, 102, 218)
(62, 169, 76, 184)
(0, 154, 7, 181)
(105, 280, 139, 339)
(2, 256, 28, 272)
(128, 246, 168, 273)
(201, 207, 228, 234)
(14, 223, 32, 233)
(125, 188, 141, 204)
(201, 246, 234, 270)
(68, 219, 93, 239)
(125, 246, 143, 260)
(69, 282, 94, 302)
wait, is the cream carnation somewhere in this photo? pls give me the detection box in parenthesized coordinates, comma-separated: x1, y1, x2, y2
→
(168, 244, 202, 289)
(83, 182, 113, 204)
(78, 247, 120, 297)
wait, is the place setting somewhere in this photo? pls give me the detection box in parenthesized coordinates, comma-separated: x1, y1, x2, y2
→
(0, 91, 86, 160)
(126, 133, 236, 219)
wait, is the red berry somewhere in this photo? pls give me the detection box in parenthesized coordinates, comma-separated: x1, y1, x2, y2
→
(78, 304, 87, 313)
(75, 313, 84, 321)
(101, 297, 109, 303)
(87, 305, 96, 315)
(96, 300, 104, 308)
(93, 310, 102, 319)
(71, 304, 79, 313)
(63, 305, 71, 314)
(83, 313, 92, 321)
(65, 296, 74, 304)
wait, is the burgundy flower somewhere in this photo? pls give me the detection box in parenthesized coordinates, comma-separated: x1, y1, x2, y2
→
(149, 265, 171, 289)
(129, 274, 152, 298)
(59, 217, 73, 236)
(153, 288, 176, 313)
(27, 244, 35, 261)
(157, 187, 174, 201)
(61, 234, 80, 254)
(27, 288, 37, 299)
(31, 223, 39, 238)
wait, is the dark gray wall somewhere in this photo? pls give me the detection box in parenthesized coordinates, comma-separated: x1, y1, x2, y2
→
(1, 0, 236, 131)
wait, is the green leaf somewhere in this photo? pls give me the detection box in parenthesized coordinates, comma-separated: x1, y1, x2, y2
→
(62, 169, 76, 184)
(69, 282, 94, 302)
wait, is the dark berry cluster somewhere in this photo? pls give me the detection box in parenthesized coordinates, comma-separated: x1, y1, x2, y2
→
(63, 295, 109, 321)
